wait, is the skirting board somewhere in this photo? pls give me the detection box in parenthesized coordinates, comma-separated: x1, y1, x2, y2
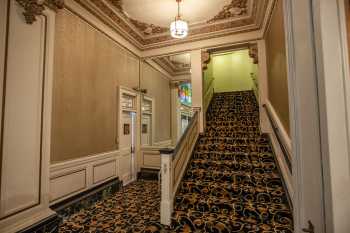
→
(262, 102, 294, 205)
(49, 150, 120, 205)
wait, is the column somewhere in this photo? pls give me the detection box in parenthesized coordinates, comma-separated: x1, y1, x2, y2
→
(190, 50, 204, 132)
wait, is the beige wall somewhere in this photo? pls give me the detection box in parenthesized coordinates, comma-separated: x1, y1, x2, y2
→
(52, 10, 172, 163)
(52, 9, 139, 162)
(141, 63, 172, 143)
(265, 0, 290, 135)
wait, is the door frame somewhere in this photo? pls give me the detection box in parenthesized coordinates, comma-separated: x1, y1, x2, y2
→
(141, 94, 155, 146)
(118, 86, 139, 185)
(283, 0, 350, 232)
(311, 0, 350, 232)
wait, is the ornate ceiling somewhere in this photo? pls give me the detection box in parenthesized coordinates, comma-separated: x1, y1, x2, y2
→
(152, 53, 191, 77)
(74, 0, 270, 50)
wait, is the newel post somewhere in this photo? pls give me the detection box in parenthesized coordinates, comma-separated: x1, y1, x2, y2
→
(159, 148, 174, 225)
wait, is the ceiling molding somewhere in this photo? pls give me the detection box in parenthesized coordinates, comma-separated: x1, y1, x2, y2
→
(151, 55, 191, 76)
(143, 59, 173, 81)
(71, 0, 271, 51)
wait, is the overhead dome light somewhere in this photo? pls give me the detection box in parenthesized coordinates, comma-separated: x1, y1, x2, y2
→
(170, 0, 188, 39)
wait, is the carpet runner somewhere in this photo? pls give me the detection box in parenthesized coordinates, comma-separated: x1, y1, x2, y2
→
(171, 91, 293, 232)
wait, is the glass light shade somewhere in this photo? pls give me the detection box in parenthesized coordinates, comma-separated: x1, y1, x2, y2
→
(170, 19, 188, 39)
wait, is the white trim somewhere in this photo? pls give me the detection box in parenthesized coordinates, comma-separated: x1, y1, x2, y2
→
(0, 4, 57, 232)
(284, 0, 326, 231)
(337, 0, 350, 171)
(49, 150, 120, 205)
(311, 0, 350, 232)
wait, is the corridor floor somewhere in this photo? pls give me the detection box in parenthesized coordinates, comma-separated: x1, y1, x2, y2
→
(59, 91, 293, 233)
(59, 181, 167, 233)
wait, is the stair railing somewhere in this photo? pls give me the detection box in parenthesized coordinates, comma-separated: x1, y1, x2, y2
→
(159, 110, 200, 225)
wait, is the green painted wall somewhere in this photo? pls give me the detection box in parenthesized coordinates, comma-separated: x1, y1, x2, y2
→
(212, 50, 255, 93)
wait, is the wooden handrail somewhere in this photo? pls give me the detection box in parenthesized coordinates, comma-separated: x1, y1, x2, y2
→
(160, 111, 198, 158)
(263, 104, 292, 173)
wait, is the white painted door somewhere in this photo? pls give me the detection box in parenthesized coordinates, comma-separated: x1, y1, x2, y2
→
(119, 111, 136, 184)
(141, 115, 151, 146)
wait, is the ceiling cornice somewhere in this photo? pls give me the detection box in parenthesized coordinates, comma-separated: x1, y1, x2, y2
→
(71, 0, 270, 51)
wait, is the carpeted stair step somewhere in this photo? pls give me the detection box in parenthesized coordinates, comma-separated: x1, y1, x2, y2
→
(197, 136, 270, 145)
(192, 151, 275, 161)
(182, 167, 281, 185)
(187, 158, 279, 172)
(194, 143, 273, 153)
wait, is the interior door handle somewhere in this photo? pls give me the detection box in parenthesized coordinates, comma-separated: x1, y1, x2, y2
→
(302, 220, 315, 233)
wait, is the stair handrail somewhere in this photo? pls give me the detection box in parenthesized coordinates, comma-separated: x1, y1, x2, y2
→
(263, 104, 292, 173)
(159, 110, 200, 225)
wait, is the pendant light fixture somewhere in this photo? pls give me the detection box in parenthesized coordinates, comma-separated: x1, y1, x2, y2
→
(170, 0, 188, 39)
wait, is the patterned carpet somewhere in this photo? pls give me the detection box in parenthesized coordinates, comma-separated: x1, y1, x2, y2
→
(172, 91, 293, 232)
(59, 181, 166, 233)
(58, 91, 293, 233)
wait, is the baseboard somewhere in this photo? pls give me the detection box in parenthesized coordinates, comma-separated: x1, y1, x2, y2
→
(137, 168, 160, 181)
(49, 150, 120, 205)
(17, 213, 60, 233)
(262, 103, 294, 207)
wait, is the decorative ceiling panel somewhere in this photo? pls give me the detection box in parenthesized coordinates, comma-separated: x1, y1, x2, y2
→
(74, 0, 270, 50)
(152, 53, 191, 76)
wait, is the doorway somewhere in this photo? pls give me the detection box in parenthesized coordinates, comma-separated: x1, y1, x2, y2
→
(119, 88, 138, 184)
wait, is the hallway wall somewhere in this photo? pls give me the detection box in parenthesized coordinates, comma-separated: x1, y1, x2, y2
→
(141, 63, 172, 143)
(265, 0, 290, 135)
(51, 9, 171, 163)
(212, 50, 255, 93)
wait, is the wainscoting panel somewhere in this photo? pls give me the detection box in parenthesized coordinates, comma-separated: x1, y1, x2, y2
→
(50, 169, 87, 202)
(93, 160, 117, 185)
(141, 148, 161, 169)
(140, 140, 172, 170)
(50, 150, 119, 205)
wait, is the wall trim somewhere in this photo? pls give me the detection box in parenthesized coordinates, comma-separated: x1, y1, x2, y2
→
(49, 150, 120, 205)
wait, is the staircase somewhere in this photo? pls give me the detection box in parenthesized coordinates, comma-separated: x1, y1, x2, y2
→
(171, 91, 293, 232)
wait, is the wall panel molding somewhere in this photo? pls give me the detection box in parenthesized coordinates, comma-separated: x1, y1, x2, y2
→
(49, 150, 120, 205)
